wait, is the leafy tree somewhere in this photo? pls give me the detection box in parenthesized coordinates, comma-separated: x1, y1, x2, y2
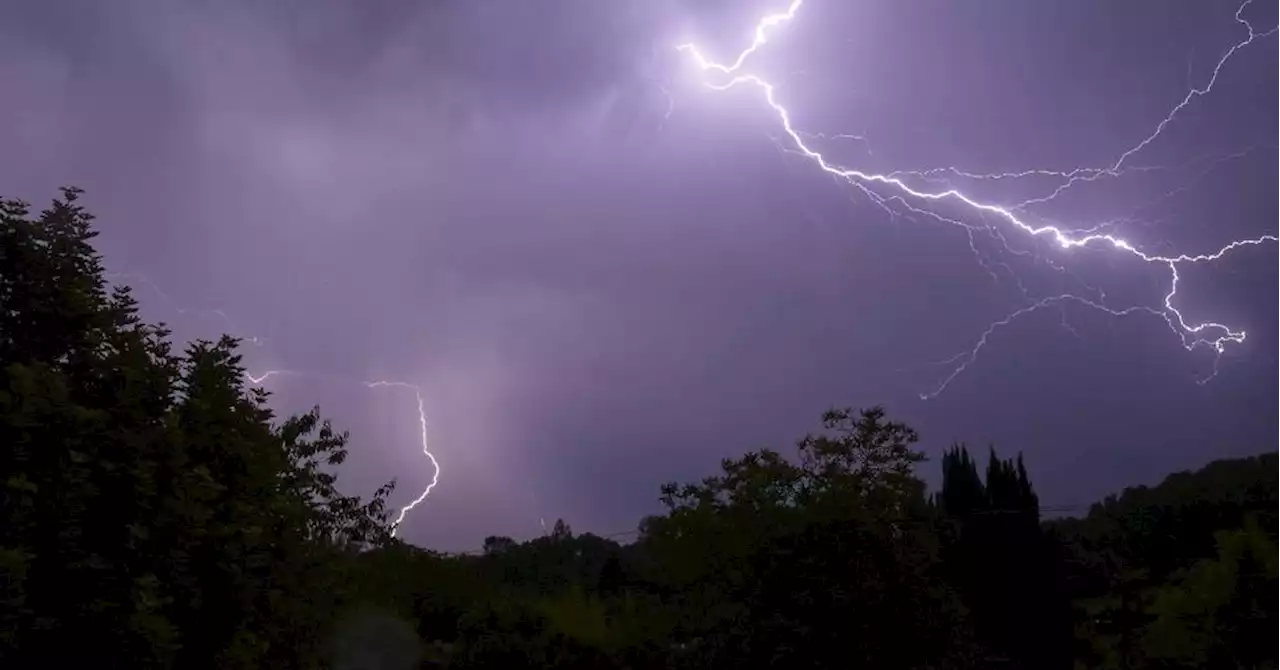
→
(483, 535, 517, 555)
(642, 406, 971, 669)
(1140, 519, 1277, 668)
(1052, 453, 1278, 668)
(0, 189, 395, 667)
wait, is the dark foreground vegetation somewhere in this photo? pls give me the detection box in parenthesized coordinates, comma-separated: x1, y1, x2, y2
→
(2, 189, 1276, 669)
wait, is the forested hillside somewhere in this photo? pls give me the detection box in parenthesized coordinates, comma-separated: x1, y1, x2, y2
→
(1050, 452, 1277, 668)
(3, 190, 1275, 668)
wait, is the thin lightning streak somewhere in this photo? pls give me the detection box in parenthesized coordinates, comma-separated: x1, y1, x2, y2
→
(1109, 0, 1275, 174)
(1128, 146, 1267, 221)
(656, 82, 676, 131)
(364, 380, 439, 537)
(643, 40, 678, 131)
(106, 272, 266, 347)
(798, 130, 873, 157)
(679, 0, 1277, 397)
(114, 273, 441, 540)
(921, 294, 1165, 400)
(898, 0, 1277, 209)
(245, 369, 292, 385)
(244, 373, 439, 537)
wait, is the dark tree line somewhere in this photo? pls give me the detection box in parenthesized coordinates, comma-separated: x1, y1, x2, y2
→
(2, 190, 1275, 668)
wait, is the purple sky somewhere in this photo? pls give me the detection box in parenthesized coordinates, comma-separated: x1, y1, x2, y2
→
(3, 0, 1276, 551)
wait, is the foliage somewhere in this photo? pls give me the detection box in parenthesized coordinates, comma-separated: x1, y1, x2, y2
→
(1140, 520, 1277, 668)
(1050, 452, 1278, 669)
(0, 189, 395, 668)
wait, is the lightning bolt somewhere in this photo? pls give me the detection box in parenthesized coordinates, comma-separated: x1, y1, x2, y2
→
(106, 271, 440, 539)
(363, 380, 439, 536)
(244, 373, 439, 537)
(678, 0, 1277, 399)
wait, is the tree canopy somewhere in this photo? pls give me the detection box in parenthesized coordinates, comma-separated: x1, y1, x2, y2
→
(1, 189, 396, 668)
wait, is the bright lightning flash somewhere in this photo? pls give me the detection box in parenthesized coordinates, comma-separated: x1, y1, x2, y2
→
(678, 0, 1278, 399)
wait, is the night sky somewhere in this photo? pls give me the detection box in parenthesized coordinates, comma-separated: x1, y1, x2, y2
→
(2, 0, 1276, 551)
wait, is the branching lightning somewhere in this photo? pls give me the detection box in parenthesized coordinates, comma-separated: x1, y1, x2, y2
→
(677, 0, 1277, 399)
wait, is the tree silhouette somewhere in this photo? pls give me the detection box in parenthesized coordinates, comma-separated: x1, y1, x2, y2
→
(937, 444, 1070, 669)
(0, 189, 395, 668)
